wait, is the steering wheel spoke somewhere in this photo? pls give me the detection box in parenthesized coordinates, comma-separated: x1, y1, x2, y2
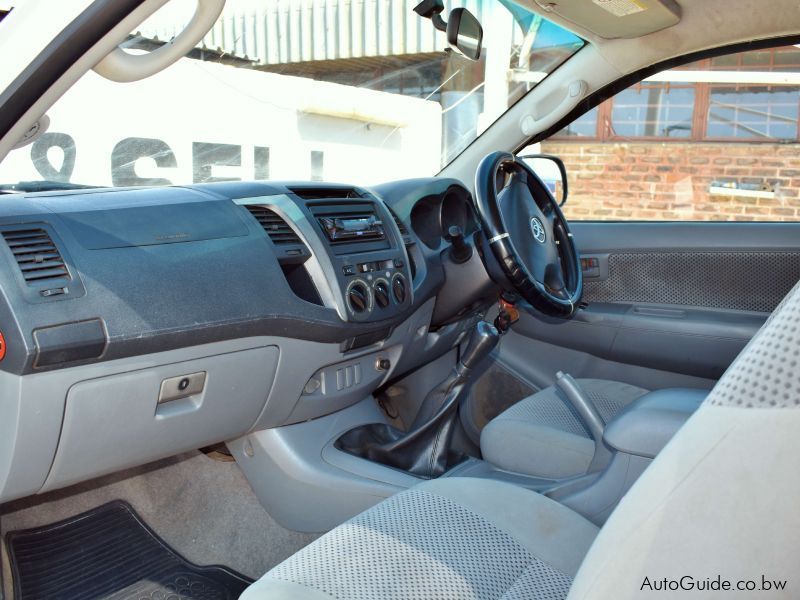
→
(544, 261, 567, 293)
(542, 204, 558, 228)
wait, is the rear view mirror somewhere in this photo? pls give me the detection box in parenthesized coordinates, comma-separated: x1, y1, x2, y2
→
(413, 0, 483, 61)
(446, 8, 483, 61)
(518, 154, 568, 206)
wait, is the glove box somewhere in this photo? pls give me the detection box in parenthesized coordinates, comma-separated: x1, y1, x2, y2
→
(41, 345, 278, 492)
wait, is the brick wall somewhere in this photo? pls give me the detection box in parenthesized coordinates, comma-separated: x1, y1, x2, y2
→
(540, 141, 800, 221)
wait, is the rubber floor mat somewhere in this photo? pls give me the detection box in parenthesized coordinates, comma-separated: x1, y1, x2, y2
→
(5, 500, 252, 600)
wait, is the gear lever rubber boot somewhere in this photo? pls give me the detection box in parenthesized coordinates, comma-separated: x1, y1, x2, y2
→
(336, 321, 500, 478)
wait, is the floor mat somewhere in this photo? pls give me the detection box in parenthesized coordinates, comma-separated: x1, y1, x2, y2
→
(5, 500, 252, 600)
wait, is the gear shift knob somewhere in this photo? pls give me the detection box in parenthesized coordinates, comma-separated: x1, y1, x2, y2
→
(460, 321, 500, 370)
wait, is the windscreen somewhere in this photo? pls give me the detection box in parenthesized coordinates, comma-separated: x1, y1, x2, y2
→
(0, 0, 583, 189)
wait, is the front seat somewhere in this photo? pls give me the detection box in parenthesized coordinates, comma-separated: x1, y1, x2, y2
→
(478, 378, 709, 479)
(480, 378, 651, 479)
(241, 282, 800, 599)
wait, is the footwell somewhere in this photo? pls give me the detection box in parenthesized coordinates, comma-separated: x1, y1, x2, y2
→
(6, 500, 252, 599)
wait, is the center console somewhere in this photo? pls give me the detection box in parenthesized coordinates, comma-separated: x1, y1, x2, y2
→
(237, 186, 413, 333)
(309, 199, 411, 323)
(336, 321, 500, 478)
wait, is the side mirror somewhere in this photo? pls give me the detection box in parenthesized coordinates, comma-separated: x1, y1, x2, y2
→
(413, 0, 483, 61)
(518, 154, 568, 206)
(446, 8, 483, 61)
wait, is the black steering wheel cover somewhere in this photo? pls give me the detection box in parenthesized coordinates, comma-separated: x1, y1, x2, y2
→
(473, 151, 583, 317)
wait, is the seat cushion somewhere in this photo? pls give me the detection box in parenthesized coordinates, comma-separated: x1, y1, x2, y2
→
(569, 282, 800, 599)
(480, 379, 649, 479)
(241, 477, 599, 600)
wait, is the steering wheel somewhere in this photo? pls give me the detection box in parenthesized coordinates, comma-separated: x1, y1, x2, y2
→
(473, 151, 583, 318)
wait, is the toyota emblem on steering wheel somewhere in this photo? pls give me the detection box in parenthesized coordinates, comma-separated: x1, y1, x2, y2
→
(530, 217, 546, 244)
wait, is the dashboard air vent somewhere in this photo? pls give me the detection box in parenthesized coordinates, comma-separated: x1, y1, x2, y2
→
(290, 186, 363, 200)
(2, 228, 70, 284)
(245, 205, 302, 245)
(387, 207, 409, 235)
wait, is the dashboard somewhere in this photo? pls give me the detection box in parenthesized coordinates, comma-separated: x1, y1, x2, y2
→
(0, 176, 496, 503)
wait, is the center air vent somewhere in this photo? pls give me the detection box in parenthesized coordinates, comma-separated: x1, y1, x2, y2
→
(290, 186, 363, 200)
(245, 205, 302, 245)
(2, 228, 70, 284)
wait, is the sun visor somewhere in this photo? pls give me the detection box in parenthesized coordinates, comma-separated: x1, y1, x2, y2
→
(537, 0, 681, 39)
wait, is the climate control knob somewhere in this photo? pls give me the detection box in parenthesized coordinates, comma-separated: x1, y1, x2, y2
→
(348, 281, 370, 313)
(374, 279, 390, 308)
(392, 274, 407, 304)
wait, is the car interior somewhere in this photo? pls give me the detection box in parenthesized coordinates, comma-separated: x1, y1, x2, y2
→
(0, 0, 799, 598)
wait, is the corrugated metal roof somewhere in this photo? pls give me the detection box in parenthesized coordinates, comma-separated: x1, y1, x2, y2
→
(140, 0, 506, 65)
(256, 50, 441, 77)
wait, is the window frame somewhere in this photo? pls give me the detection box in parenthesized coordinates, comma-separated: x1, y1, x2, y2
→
(549, 49, 800, 144)
(528, 39, 800, 224)
(604, 80, 700, 141)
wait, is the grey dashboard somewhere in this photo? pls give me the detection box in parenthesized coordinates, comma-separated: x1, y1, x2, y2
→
(0, 179, 482, 375)
(0, 176, 492, 503)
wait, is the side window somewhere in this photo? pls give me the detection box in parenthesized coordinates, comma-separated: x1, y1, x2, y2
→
(543, 44, 800, 222)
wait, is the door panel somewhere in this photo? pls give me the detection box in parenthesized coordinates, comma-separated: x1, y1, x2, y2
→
(497, 331, 717, 395)
(513, 302, 764, 380)
(504, 221, 800, 384)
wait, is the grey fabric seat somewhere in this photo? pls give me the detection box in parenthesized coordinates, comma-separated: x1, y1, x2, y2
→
(242, 477, 598, 599)
(243, 279, 800, 599)
(480, 379, 649, 479)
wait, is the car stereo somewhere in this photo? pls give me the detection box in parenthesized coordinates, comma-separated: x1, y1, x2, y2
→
(318, 215, 385, 243)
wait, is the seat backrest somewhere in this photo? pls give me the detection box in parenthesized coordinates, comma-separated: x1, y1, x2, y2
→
(568, 281, 800, 598)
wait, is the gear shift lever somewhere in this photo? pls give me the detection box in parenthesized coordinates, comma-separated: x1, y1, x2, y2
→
(460, 320, 499, 369)
(336, 321, 500, 478)
(411, 321, 498, 428)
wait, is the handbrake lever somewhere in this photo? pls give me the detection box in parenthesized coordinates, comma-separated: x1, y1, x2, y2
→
(555, 371, 612, 473)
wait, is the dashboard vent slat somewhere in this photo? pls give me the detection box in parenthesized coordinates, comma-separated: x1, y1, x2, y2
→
(387, 207, 409, 236)
(2, 228, 70, 284)
(290, 186, 363, 200)
(245, 205, 303, 245)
